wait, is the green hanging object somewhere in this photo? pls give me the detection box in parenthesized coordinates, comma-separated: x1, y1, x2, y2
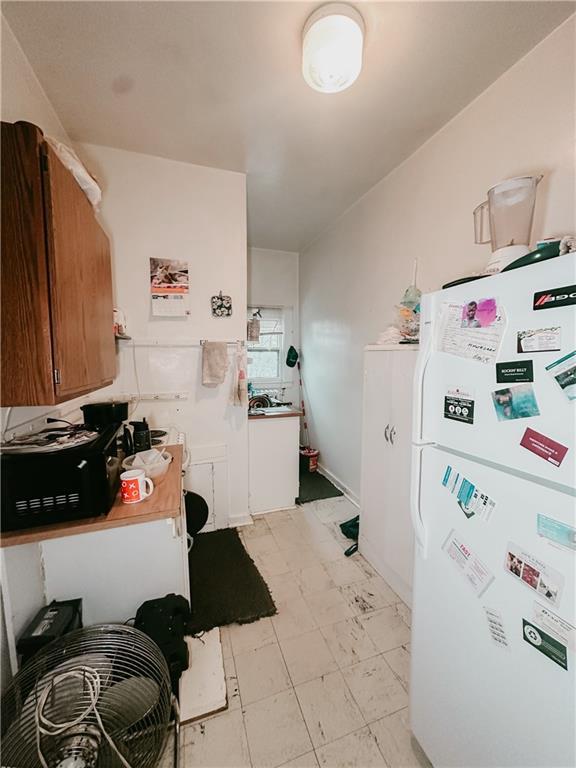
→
(286, 346, 299, 368)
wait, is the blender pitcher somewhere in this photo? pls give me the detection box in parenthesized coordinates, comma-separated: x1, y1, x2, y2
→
(474, 175, 543, 273)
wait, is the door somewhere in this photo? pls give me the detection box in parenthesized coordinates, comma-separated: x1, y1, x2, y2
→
(42, 143, 116, 401)
(418, 255, 576, 490)
(410, 445, 575, 768)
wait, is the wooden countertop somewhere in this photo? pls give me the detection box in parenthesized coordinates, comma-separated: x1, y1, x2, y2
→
(249, 408, 302, 420)
(0, 445, 183, 548)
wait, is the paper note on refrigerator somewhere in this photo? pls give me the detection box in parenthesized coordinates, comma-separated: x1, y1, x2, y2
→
(504, 543, 564, 606)
(517, 327, 561, 353)
(436, 301, 505, 364)
(442, 529, 494, 596)
(545, 350, 576, 402)
(442, 465, 496, 522)
(484, 607, 509, 650)
(522, 619, 568, 670)
(533, 602, 575, 651)
(537, 514, 576, 552)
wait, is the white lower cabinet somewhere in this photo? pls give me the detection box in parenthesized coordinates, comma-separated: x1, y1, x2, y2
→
(359, 345, 418, 606)
(249, 415, 300, 514)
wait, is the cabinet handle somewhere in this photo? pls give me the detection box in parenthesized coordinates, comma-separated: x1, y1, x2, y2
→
(390, 426, 396, 445)
(384, 424, 390, 443)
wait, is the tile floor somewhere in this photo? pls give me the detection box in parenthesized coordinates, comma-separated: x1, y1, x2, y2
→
(162, 498, 431, 768)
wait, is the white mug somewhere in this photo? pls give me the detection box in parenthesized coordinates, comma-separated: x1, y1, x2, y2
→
(120, 469, 154, 504)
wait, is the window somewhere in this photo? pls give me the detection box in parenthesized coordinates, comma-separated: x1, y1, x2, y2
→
(247, 307, 285, 383)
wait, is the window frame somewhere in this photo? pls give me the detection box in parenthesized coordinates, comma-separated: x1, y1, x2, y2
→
(247, 305, 293, 387)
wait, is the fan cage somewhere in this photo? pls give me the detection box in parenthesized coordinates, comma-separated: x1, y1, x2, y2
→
(1, 624, 172, 768)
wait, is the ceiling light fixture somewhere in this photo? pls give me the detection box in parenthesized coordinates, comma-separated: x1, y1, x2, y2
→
(302, 3, 365, 94)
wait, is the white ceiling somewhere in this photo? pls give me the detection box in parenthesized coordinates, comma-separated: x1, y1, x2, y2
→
(4, 2, 574, 251)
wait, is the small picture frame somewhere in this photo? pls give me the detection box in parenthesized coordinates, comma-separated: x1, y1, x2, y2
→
(211, 291, 232, 317)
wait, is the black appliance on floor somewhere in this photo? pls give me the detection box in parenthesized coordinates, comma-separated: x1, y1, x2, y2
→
(1, 424, 122, 532)
(17, 598, 83, 666)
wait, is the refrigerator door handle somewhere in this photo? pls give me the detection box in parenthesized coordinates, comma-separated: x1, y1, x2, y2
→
(412, 328, 432, 444)
(410, 446, 427, 555)
(384, 424, 390, 443)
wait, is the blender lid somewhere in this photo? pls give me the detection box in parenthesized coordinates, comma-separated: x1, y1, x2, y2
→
(486, 175, 543, 196)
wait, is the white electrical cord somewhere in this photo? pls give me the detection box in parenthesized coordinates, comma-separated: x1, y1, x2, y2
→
(130, 338, 142, 418)
(35, 666, 133, 768)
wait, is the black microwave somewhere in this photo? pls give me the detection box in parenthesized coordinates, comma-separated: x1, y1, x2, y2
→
(1, 425, 122, 532)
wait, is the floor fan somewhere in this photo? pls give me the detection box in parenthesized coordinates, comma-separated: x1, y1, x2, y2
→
(1, 624, 174, 768)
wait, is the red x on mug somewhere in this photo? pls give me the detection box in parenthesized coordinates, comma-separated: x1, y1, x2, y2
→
(120, 469, 154, 504)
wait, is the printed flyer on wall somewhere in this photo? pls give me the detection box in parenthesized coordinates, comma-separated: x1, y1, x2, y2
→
(442, 529, 494, 596)
(442, 466, 496, 522)
(545, 350, 576, 402)
(436, 300, 505, 365)
(537, 514, 576, 551)
(504, 543, 564, 606)
(150, 257, 190, 317)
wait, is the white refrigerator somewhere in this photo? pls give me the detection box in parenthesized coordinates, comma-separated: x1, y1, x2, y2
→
(409, 255, 576, 768)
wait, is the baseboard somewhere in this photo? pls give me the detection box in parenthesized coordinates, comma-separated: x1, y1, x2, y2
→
(251, 504, 297, 517)
(317, 463, 360, 508)
(228, 514, 254, 528)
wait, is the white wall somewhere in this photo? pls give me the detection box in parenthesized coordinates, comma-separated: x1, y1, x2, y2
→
(78, 141, 249, 525)
(1, 17, 69, 142)
(248, 247, 299, 405)
(300, 17, 576, 500)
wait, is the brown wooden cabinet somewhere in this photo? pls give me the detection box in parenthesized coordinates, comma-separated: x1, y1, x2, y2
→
(1, 121, 116, 405)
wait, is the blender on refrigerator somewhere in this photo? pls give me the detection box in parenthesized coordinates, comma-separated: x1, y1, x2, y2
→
(474, 175, 543, 274)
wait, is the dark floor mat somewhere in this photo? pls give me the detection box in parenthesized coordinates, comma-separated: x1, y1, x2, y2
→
(188, 528, 276, 634)
(297, 470, 344, 504)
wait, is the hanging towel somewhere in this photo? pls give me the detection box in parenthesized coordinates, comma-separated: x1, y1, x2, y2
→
(247, 317, 260, 342)
(202, 342, 229, 386)
(230, 343, 248, 407)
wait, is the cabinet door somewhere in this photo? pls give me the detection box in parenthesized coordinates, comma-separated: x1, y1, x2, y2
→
(0, 122, 54, 405)
(359, 352, 393, 569)
(42, 144, 116, 401)
(383, 351, 416, 596)
(359, 349, 417, 605)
